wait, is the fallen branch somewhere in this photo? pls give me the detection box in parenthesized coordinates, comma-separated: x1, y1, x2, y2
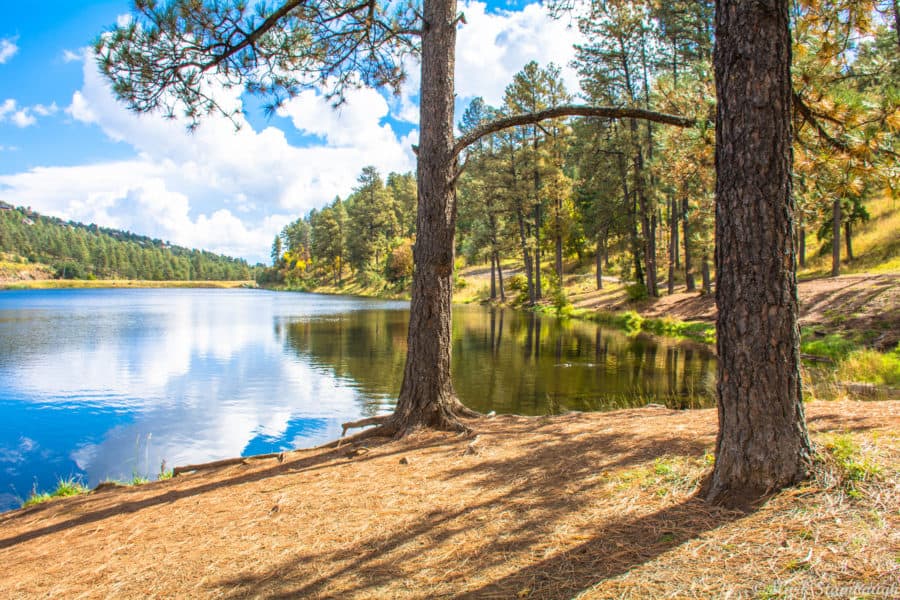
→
(172, 452, 284, 477)
(341, 415, 392, 437)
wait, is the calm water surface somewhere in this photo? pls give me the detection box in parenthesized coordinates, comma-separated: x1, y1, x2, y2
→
(0, 288, 715, 510)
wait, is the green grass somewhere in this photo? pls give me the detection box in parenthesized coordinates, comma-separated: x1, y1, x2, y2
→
(819, 434, 883, 498)
(22, 476, 90, 507)
(799, 193, 900, 277)
(568, 308, 716, 344)
(800, 329, 860, 361)
(836, 347, 900, 387)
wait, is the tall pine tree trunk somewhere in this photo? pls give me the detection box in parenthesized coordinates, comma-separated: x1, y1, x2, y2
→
(496, 251, 506, 302)
(798, 224, 806, 268)
(555, 197, 563, 283)
(668, 197, 676, 295)
(620, 152, 644, 285)
(387, 0, 477, 435)
(831, 198, 841, 277)
(708, 0, 811, 505)
(517, 207, 535, 305)
(535, 203, 542, 301)
(683, 197, 696, 291)
(673, 196, 680, 269)
(596, 231, 605, 290)
(490, 253, 497, 300)
(844, 221, 853, 261)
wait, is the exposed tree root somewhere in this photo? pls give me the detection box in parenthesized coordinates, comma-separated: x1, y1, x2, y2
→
(173, 452, 284, 477)
(317, 422, 399, 449)
(323, 401, 481, 449)
(341, 415, 391, 437)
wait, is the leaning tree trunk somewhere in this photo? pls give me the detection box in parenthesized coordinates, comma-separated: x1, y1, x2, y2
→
(708, 0, 811, 505)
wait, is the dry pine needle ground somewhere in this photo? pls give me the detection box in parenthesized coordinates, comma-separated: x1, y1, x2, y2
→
(0, 400, 897, 599)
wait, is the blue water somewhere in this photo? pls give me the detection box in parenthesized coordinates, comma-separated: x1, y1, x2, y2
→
(0, 288, 715, 511)
(0, 288, 407, 511)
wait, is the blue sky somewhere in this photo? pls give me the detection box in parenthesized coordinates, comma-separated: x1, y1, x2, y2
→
(0, 1, 583, 263)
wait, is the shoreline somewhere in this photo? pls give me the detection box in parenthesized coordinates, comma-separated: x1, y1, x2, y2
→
(0, 279, 257, 290)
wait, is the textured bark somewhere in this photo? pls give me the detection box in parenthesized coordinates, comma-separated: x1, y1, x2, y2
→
(832, 198, 841, 277)
(388, 0, 477, 435)
(708, 0, 811, 505)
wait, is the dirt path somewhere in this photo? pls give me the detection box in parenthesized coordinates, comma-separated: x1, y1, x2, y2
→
(1, 400, 896, 598)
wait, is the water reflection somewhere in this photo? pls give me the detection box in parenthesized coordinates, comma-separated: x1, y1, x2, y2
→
(283, 305, 716, 415)
(0, 289, 715, 512)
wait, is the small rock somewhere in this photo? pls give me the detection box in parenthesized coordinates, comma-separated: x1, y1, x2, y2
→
(399, 456, 411, 465)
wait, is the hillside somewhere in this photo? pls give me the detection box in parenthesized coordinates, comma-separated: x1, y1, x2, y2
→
(0, 201, 259, 283)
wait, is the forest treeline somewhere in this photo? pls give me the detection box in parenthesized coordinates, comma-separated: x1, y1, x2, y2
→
(0, 202, 259, 281)
(265, 0, 898, 298)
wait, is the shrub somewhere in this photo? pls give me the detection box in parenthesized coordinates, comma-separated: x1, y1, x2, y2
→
(386, 240, 414, 283)
(625, 282, 648, 301)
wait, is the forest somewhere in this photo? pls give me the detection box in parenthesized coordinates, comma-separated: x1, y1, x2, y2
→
(265, 0, 898, 299)
(0, 201, 259, 281)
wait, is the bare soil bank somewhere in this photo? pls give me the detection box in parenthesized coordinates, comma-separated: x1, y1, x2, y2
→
(0, 400, 896, 598)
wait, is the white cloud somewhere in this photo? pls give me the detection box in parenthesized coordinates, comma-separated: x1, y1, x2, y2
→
(455, 1, 584, 106)
(2, 50, 417, 263)
(389, 2, 584, 123)
(33, 102, 58, 117)
(0, 98, 14, 119)
(10, 109, 36, 127)
(62, 49, 81, 63)
(0, 38, 18, 64)
(1, 2, 584, 263)
(1, 99, 59, 128)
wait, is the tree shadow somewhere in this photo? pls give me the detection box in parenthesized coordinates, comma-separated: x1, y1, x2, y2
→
(0, 435, 452, 550)
(209, 419, 746, 598)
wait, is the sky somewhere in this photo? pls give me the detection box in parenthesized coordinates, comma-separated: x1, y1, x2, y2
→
(0, 1, 584, 264)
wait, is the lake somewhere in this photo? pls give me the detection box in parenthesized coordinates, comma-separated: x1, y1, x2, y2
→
(0, 288, 715, 510)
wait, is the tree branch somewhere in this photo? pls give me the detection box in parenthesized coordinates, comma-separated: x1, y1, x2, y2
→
(792, 91, 851, 153)
(453, 105, 694, 160)
(204, 0, 309, 70)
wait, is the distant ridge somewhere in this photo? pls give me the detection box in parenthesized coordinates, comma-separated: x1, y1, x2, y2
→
(0, 202, 261, 281)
